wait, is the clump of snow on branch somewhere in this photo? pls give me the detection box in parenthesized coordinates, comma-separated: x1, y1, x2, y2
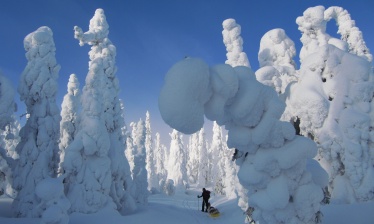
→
(13, 26, 61, 218)
(222, 19, 250, 68)
(159, 57, 325, 223)
(159, 58, 211, 134)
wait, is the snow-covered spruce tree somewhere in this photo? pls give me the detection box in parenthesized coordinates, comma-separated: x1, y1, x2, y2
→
(0, 116, 20, 197)
(125, 124, 136, 176)
(284, 5, 374, 203)
(0, 73, 17, 197)
(210, 121, 225, 195)
(145, 111, 158, 192)
(197, 128, 209, 188)
(131, 119, 149, 205)
(167, 129, 188, 191)
(114, 100, 136, 214)
(159, 57, 326, 223)
(58, 74, 80, 175)
(186, 132, 199, 184)
(222, 18, 250, 68)
(154, 132, 167, 188)
(256, 28, 297, 94)
(12, 26, 61, 217)
(62, 9, 116, 213)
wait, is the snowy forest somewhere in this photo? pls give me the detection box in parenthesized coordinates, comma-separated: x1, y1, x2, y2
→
(1, 5, 374, 224)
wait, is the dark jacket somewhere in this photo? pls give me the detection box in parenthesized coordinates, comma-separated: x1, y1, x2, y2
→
(199, 188, 210, 200)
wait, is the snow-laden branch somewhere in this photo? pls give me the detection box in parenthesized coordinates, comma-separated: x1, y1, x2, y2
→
(325, 6, 372, 62)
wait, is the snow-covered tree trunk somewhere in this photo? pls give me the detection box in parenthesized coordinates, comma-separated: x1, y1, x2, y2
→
(13, 26, 61, 217)
(58, 74, 80, 175)
(145, 111, 158, 192)
(167, 129, 188, 191)
(131, 119, 149, 205)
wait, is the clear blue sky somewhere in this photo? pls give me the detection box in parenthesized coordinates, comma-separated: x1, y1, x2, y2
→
(0, 0, 373, 142)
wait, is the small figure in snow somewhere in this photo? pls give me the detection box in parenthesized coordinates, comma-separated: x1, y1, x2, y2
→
(197, 188, 210, 212)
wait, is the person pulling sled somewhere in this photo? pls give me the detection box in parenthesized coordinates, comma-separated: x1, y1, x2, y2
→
(197, 188, 210, 212)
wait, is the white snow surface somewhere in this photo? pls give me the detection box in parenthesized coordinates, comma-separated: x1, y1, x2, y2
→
(1, 187, 374, 224)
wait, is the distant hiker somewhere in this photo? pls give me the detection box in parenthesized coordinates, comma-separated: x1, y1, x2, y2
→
(197, 188, 210, 212)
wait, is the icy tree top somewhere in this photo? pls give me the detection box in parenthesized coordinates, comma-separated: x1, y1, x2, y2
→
(258, 28, 296, 70)
(222, 19, 250, 68)
(74, 8, 109, 46)
(19, 26, 60, 106)
(325, 6, 372, 62)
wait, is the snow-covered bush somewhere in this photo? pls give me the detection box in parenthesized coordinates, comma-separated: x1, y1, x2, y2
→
(159, 57, 325, 223)
(35, 177, 70, 224)
(160, 179, 175, 196)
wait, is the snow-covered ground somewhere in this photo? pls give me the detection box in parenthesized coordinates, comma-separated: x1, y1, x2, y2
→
(1, 186, 374, 224)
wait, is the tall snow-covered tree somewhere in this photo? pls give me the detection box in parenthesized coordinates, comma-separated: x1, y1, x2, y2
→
(186, 132, 199, 184)
(222, 18, 250, 68)
(12, 26, 61, 217)
(58, 74, 80, 175)
(131, 119, 149, 204)
(154, 132, 167, 188)
(145, 111, 158, 192)
(210, 121, 225, 194)
(62, 9, 116, 213)
(256, 28, 297, 94)
(197, 128, 209, 187)
(167, 129, 188, 191)
(159, 57, 326, 223)
(285, 5, 374, 203)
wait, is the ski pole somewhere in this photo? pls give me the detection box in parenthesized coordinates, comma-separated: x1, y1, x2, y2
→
(197, 197, 199, 211)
